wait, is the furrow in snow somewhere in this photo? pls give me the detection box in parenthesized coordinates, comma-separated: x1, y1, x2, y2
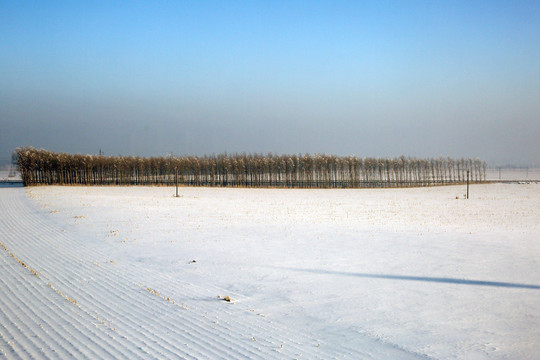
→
(0, 236, 138, 359)
(0, 187, 435, 359)
(1, 189, 278, 359)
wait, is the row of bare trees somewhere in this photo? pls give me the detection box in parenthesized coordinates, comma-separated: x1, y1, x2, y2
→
(16, 147, 486, 187)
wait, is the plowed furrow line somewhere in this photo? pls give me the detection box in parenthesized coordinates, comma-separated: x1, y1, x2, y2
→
(0, 320, 29, 359)
(132, 271, 323, 357)
(0, 251, 128, 359)
(0, 236, 146, 356)
(1, 253, 176, 359)
(54, 246, 317, 359)
(3, 200, 273, 358)
(26, 259, 217, 359)
(1, 191, 220, 359)
(1, 195, 157, 358)
(20, 231, 292, 356)
(18, 210, 317, 358)
(0, 257, 72, 358)
(48, 272, 258, 360)
(0, 188, 354, 359)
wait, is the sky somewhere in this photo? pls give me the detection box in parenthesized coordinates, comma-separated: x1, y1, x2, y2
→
(1, 1, 539, 166)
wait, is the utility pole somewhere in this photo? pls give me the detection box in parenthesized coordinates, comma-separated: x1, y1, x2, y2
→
(175, 167, 179, 197)
(466, 170, 470, 199)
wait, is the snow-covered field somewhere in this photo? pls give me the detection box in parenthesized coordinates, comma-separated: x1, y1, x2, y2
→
(485, 168, 540, 181)
(0, 170, 20, 182)
(1, 184, 539, 359)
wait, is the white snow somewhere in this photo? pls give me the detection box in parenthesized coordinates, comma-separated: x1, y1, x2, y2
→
(1, 183, 539, 359)
(0, 170, 20, 182)
(485, 168, 540, 181)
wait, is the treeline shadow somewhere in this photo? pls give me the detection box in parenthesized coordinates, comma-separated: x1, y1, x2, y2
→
(280, 267, 540, 290)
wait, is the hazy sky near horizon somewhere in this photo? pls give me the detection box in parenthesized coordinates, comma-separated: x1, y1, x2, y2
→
(1, 1, 539, 166)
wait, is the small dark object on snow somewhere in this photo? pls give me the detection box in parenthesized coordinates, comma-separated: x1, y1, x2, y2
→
(188, 260, 196, 264)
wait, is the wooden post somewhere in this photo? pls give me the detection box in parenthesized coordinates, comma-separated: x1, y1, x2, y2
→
(466, 170, 469, 199)
(175, 167, 179, 197)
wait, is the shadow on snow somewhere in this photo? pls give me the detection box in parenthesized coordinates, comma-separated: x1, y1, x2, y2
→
(280, 267, 540, 290)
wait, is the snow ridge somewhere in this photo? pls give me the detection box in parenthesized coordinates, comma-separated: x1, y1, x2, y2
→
(0, 187, 427, 359)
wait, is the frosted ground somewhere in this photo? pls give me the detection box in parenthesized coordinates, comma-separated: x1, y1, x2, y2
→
(1, 183, 539, 359)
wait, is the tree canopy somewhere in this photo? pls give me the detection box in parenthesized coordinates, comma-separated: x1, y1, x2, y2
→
(16, 147, 486, 188)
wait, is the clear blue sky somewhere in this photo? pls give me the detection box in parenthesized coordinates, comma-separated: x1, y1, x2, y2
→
(1, 1, 539, 166)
